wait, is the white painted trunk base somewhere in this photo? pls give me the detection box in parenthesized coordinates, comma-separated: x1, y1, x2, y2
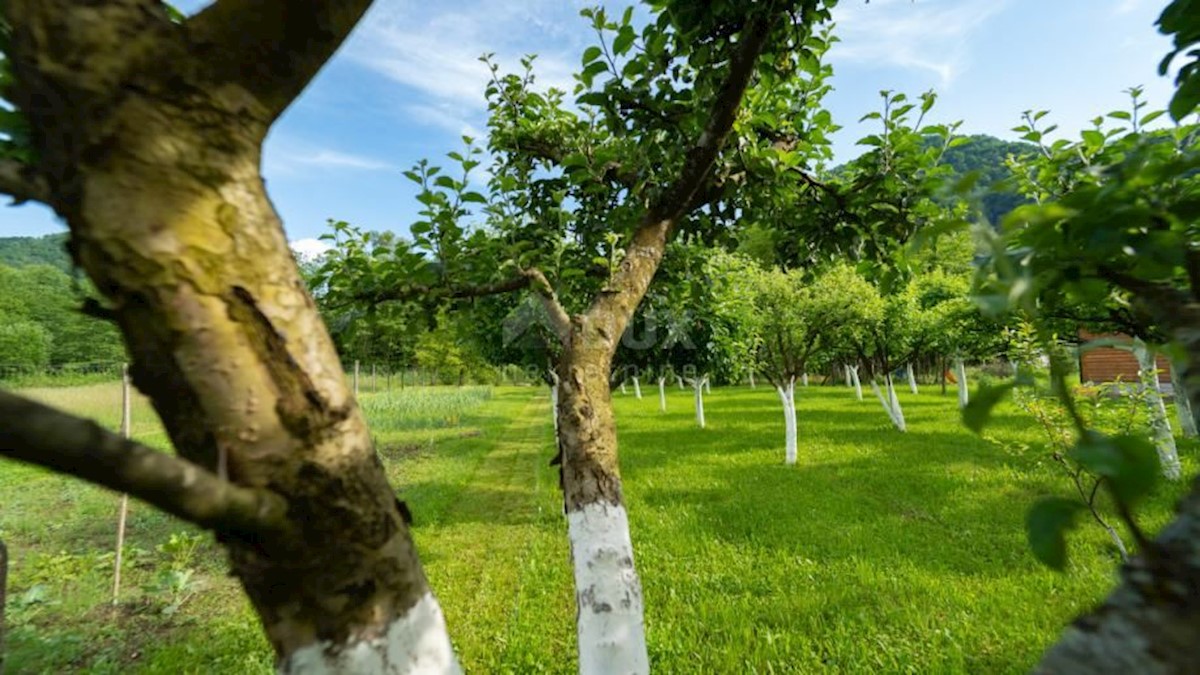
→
(887, 375, 907, 432)
(749, 371, 756, 389)
(849, 366, 863, 402)
(567, 503, 649, 675)
(872, 376, 907, 432)
(906, 363, 918, 395)
(801, 373, 808, 387)
(632, 377, 642, 399)
(657, 378, 667, 413)
(551, 384, 560, 434)
(704, 377, 711, 395)
(692, 379, 706, 429)
(676, 376, 684, 390)
(282, 593, 461, 675)
(1134, 341, 1181, 481)
(777, 380, 797, 464)
(620, 381, 627, 395)
(954, 358, 969, 409)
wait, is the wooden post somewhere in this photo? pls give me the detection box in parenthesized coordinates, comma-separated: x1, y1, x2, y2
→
(353, 360, 360, 398)
(113, 364, 132, 605)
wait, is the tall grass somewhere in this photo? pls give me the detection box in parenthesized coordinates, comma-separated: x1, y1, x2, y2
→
(359, 386, 493, 433)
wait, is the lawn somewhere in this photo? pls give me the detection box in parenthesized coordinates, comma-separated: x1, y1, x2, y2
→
(1, 380, 1193, 673)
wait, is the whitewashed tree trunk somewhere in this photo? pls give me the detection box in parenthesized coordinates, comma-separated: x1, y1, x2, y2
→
(676, 375, 684, 390)
(657, 377, 667, 413)
(704, 376, 711, 395)
(282, 593, 462, 674)
(1133, 340, 1181, 481)
(632, 377, 642, 400)
(691, 378, 706, 429)
(567, 502, 648, 675)
(871, 379, 896, 426)
(906, 362, 918, 395)
(749, 371, 756, 389)
(801, 372, 808, 387)
(849, 365, 863, 402)
(887, 374, 907, 432)
(620, 381, 627, 395)
(844, 364, 852, 387)
(955, 358, 969, 409)
(777, 378, 797, 465)
(1170, 358, 1199, 438)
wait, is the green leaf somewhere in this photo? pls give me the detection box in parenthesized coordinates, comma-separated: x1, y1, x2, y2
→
(582, 46, 603, 65)
(613, 26, 636, 56)
(1026, 498, 1083, 571)
(962, 382, 1016, 434)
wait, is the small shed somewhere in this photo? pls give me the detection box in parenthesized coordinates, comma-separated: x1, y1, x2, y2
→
(1078, 330, 1171, 385)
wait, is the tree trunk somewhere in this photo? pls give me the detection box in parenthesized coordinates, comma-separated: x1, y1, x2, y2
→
(849, 366, 863, 402)
(777, 378, 797, 465)
(906, 362, 918, 395)
(620, 381, 627, 395)
(691, 378, 707, 429)
(801, 372, 808, 387)
(1170, 358, 1199, 439)
(554, 335, 649, 675)
(941, 355, 947, 396)
(632, 376, 642, 400)
(658, 377, 667, 413)
(3, 2, 461, 667)
(955, 358, 970, 409)
(677, 375, 684, 389)
(704, 376, 712, 395)
(749, 371, 756, 389)
(1133, 340, 1181, 481)
(887, 374, 907, 432)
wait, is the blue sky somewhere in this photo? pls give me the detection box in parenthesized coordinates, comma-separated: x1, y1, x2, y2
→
(0, 0, 1180, 255)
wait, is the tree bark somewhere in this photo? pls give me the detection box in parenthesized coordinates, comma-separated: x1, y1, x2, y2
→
(658, 377, 667, 413)
(4, 1, 460, 669)
(749, 370, 756, 389)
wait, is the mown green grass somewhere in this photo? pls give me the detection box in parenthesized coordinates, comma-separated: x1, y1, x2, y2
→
(1, 380, 1193, 673)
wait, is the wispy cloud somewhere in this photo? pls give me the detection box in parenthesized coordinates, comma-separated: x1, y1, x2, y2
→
(829, 0, 1010, 87)
(345, 0, 586, 132)
(290, 238, 334, 261)
(265, 143, 397, 175)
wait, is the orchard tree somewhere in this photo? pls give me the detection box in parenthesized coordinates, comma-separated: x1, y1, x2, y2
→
(969, 1, 1200, 669)
(0, 1, 465, 671)
(316, 2, 841, 670)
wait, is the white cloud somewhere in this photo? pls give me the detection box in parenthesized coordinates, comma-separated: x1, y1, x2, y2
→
(829, 0, 1010, 87)
(345, 0, 585, 126)
(290, 238, 334, 261)
(264, 143, 397, 176)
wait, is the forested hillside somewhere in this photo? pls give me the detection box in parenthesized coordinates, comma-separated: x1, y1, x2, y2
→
(0, 235, 126, 368)
(940, 134, 1033, 224)
(0, 232, 71, 271)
